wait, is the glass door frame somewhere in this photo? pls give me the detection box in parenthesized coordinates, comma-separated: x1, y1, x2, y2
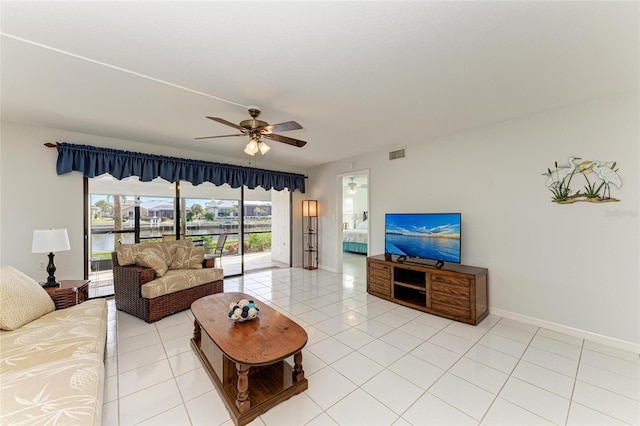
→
(84, 178, 292, 284)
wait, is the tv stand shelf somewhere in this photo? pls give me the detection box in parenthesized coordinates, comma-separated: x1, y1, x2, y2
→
(367, 254, 488, 325)
(394, 281, 425, 291)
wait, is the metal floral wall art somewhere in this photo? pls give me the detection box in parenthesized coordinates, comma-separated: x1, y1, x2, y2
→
(543, 157, 622, 203)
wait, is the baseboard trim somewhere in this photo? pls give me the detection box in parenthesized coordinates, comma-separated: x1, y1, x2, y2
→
(490, 308, 640, 354)
(319, 264, 339, 273)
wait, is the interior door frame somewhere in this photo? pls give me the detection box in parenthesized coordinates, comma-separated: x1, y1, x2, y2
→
(336, 169, 370, 273)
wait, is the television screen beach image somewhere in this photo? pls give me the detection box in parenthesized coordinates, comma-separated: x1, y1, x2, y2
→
(385, 213, 461, 263)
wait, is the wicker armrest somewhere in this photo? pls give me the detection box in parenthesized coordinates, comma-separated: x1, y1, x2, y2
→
(121, 264, 156, 285)
(202, 257, 215, 268)
(111, 252, 156, 293)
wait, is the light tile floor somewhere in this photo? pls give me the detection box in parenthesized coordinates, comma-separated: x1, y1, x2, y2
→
(89, 251, 288, 298)
(102, 254, 640, 425)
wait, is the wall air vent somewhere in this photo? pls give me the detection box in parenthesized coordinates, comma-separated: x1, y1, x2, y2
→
(388, 148, 406, 161)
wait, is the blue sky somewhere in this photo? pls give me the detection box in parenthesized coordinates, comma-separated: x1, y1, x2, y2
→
(385, 213, 461, 236)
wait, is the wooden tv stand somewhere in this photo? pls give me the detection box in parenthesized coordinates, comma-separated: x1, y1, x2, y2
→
(367, 254, 488, 325)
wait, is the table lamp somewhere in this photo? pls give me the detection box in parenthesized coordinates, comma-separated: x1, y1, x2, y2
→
(31, 228, 71, 287)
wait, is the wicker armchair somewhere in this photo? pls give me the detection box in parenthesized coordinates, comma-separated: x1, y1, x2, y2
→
(111, 252, 223, 323)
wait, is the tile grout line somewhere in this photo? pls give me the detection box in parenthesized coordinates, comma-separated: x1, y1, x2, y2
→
(477, 320, 549, 425)
(564, 339, 586, 425)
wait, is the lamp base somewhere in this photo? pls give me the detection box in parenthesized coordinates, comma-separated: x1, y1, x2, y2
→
(42, 252, 60, 288)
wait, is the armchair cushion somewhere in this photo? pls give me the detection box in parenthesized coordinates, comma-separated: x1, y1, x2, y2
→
(116, 240, 193, 267)
(141, 268, 223, 299)
(135, 248, 169, 277)
(169, 246, 205, 270)
(0, 266, 55, 331)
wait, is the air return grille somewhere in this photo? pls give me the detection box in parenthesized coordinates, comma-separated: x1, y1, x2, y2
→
(388, 148, 406, 161)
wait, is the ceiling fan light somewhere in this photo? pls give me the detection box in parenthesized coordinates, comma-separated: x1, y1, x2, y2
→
(347, 181, 357, 194)
(258, 141, 271, 155)
(244, 140, 258, 156)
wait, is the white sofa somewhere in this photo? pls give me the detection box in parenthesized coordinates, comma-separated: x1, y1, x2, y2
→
(0, 266, 108, 425)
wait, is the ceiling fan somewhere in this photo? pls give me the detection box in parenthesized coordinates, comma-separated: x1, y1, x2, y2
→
(196, 107, 307, 156)
(346, 177, 358, 194)
(344, 176, 368, 194)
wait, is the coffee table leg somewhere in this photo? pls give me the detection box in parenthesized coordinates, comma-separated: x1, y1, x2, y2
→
(236, 363, 250, 412)
(193, 320, 201, 346)
(293, 351, 305, 382)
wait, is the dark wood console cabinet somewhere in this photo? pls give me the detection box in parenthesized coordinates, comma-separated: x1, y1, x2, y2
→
(366, 255, 488, 325)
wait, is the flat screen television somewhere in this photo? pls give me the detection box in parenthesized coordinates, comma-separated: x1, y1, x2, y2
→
(385, 213, 461, 266)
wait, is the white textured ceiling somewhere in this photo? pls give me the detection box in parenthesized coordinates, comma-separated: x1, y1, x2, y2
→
(1, 1, 638, 169)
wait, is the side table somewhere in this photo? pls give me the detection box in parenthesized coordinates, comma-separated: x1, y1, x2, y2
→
(44, 279, 90, 310)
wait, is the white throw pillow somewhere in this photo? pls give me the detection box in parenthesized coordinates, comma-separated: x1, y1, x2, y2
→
(0, 266, 55, 330)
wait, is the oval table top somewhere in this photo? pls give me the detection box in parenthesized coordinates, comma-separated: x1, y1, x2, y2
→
(191, 292, 308, 366)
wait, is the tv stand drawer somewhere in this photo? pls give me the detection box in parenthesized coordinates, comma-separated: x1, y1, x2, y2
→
(367, 258, 392, 297)
(431, 292, 469, 308)
(429, 274, 470, 287)
(431, 282, 470, 297)
(431, 302, 471, 320)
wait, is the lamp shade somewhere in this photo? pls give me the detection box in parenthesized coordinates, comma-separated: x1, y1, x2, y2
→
(302, 200, 318, 217)
(32, 229, 71, 253)
(258, 141, 271, 155)
(244, 139, 259, 156)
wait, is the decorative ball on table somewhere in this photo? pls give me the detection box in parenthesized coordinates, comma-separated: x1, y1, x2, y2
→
(228, 299, 260, 322)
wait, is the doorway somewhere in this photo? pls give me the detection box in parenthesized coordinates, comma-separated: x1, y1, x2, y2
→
(339, 171, 369, 275)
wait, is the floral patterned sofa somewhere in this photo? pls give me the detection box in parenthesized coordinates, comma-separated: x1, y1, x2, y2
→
(112, 239, 223, 323)
(0, 266, 108, 425)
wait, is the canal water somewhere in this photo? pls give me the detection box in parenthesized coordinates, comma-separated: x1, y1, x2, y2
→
(90, 223, 270, 252)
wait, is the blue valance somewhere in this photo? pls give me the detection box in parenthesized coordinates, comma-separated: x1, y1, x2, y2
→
(54, 142, 306, 192)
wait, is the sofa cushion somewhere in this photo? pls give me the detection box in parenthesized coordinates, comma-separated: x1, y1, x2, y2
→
(169, 246, 205, 270)
(116, 240, 193, 266)
(141, 268, 223, 299)
(0, 299, 108, 374)
(0, 354, 104, 426)
(0, 266, 55, 331)
(135, 248, 168, 277)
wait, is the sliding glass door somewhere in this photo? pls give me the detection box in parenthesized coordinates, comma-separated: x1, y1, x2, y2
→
(87, 175, 290, 298)
(180, 181, 242, 276)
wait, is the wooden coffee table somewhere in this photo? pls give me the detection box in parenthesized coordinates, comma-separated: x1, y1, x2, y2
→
(191, 292, 308, 426)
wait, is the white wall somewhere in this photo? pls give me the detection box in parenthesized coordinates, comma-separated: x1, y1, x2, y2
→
(308, 92, 640, 345)
(0, 122, 306, 280)
(271, 188, 290, 264)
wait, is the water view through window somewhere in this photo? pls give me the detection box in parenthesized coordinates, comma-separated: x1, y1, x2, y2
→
(87, 177, 288, 298)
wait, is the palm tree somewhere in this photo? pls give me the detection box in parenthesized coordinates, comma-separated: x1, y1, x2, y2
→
(107, 195, 126, 245)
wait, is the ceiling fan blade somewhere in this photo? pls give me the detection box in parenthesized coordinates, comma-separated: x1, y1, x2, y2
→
(263, 133, 307, 147)
(195, 134, 246, 140)
(206, 117, 246, 131)
(260, 121, 303, 133)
